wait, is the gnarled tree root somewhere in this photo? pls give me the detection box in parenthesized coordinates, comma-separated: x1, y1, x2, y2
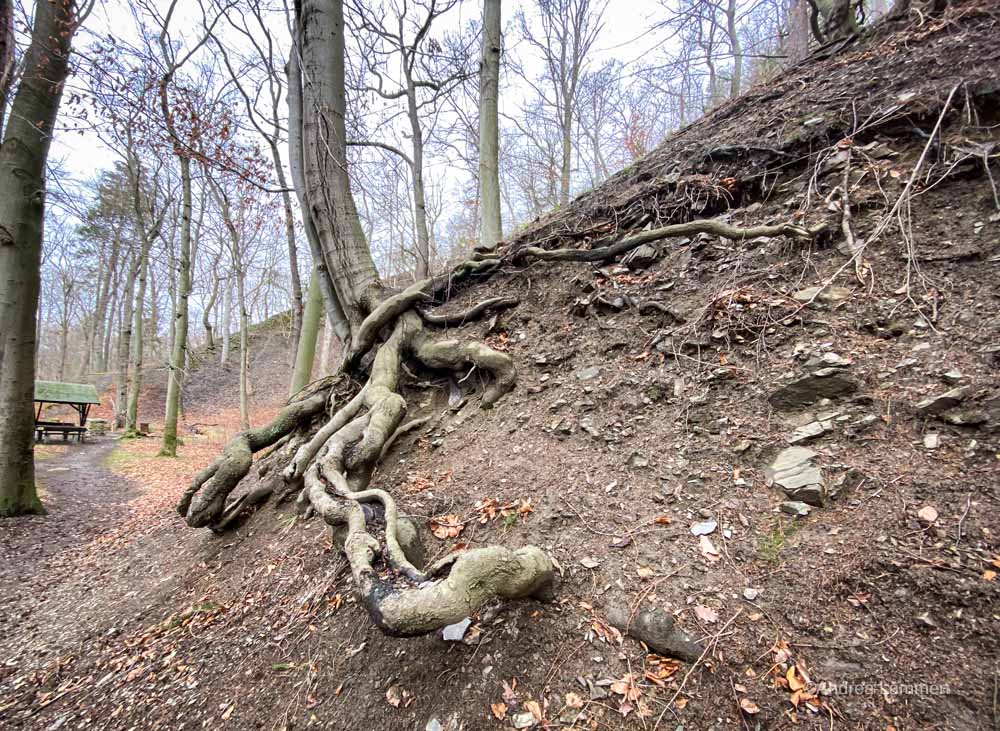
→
(177, 389, 329, 528)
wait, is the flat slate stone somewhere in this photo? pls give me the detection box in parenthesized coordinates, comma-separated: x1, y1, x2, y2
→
(766, 447, 825, 506)
(769, 368, 859, 410)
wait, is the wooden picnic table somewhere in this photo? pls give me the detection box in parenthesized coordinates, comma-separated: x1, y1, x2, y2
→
(35, 420, 88, 443)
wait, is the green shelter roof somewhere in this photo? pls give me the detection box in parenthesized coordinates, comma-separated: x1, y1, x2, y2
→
(34, 381, 101, 405)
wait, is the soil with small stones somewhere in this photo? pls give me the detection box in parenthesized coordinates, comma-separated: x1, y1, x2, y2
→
(2, 4, 999, 731)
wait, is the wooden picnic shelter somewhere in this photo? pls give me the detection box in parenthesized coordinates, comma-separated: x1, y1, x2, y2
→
(33, 381, 101, 442)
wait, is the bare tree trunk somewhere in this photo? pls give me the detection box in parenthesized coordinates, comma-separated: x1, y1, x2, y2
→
(403, 70, 433, 279)
(0, 0, 78, 515)
(725, 0, 742, 98)
(477, 0, 503, 253)
(236, 263, 250, 430)
(160, 156, 192, 457)
(125, 246, 150, 435)
(202, 249, 222, 352)
(114, 257, 137, 430)
(220, 275, 231, 366)
(270, 140, 303, 364)
(82, 226, 120, 377)
(289, 270, 323, 397)
(286, 36, 351, 341)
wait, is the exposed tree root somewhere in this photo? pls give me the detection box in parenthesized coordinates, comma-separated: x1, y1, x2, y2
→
(179, 213, 819, 634)
(177, 389, 329, 528)
(511, 219, 825, 264)
(418, 296, 520, 325)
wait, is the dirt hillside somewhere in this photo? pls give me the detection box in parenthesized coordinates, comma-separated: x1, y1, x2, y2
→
(2, 4, 998, 730)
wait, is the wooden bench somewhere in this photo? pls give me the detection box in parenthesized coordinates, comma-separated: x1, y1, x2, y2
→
(35, 421, 87, 443)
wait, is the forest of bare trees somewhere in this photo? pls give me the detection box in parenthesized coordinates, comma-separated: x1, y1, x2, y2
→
(23, 0, 870, 398)
(1, 0, 904, 618)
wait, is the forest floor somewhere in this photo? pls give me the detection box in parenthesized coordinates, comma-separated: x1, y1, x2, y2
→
(3, 3, 1000, 730)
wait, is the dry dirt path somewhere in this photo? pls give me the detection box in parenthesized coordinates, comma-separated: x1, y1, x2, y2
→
(0, 438, 185, 679)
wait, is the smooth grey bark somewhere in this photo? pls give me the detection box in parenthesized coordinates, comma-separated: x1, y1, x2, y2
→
(289, 270, 323, 398)
(477, 0, 503, 253)
(114, 256, 137, 430)
(725, 0, 742, 98)
(220, 275, 232, 366)
(286, 34, 350, 342)
(160, 154, 192, 456)
(202, 249, 222, 352)
(296, 0, 382, 324)
(0, 0, 79, 515)
(401, 68, 433, 279)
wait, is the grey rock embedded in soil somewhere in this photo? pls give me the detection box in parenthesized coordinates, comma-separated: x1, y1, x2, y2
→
(769, 368, 859, 410)
(788, 420, 829, 444)
(623, 243, 659, 269)
(441, 617, 472, 642)
(792, 286, 852, 304)
(606, 606, 703, 662)
(765, 446, 825, 506)
(943, 409, 988, 427)
(690, 520, 718, 536)
(941, 369, 963, 385)
(915, 386, 968, 415)
(575, 365, 602, 381)
(780, 501, 813, 516)
(923, 433, 940, 449)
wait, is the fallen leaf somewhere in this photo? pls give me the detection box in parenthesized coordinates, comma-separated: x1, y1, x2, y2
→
(637, 566, 654, 579)
(565, 692, 584, 709)
(699, 535, 720, 562)
(524, 699, 543, 721)
(740, 698, 760, 714)
(430, 514, 464, 539)
(654, 515, 672, 525)
(984, 570, 997, 582)
(786, 666, 805, 692)
(610, 674, 641, 702)
(490, 702, 507, 720)
(675, 697, 688, 710)
(693, 605, 719, 624)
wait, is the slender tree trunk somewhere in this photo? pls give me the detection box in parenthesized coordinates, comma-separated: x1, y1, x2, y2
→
(403, 71, 432, 279)
(160, 156, 192, 457)
(115, 258, 137, 430)
(84, 226, 120, 376)
(237, 265, 250, 430)
(0, 0, 77, 515)
(221, 275, 231, 366)
(0, 0, 14, 125)
(786, 0, 811, 62)
(101, 282, 118, 372)
(477, 0, 503, 253)
(125, 245, 150, 435)
(289, 270, 323, 397)
(559, 103, 572, 206)
(726, 0, 742, 98)
(269, 140, 303, 363)
(202, 250, 222, 352)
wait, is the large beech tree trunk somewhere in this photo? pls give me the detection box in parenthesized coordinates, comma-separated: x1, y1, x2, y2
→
(477, 0, 503, 253)
(0, 0, 79, 516)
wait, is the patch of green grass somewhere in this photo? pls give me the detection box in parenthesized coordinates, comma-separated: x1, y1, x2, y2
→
(502, 512, 519, 529)
(758, 519, 800, 563)
(104, 447, 135, 470)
